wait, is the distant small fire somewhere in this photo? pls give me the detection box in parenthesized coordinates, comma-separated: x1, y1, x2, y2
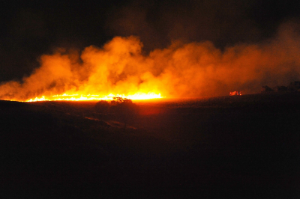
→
(229, 91, 242, 96)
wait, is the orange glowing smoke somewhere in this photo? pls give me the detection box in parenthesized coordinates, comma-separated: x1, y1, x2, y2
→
(0, 22, 300, 102)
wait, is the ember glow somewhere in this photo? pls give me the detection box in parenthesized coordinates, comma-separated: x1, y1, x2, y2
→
(1, 23, 300, 102)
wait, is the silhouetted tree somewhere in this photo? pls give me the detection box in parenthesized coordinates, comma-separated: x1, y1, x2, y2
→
(110, 97, 138, 130)
(261, 85, 274, 93)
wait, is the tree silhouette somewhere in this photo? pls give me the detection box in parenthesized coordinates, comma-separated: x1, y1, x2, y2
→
(110, 97, 138, 130)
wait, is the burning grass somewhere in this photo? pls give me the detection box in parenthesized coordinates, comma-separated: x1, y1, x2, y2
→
(2, 24, 300, 102)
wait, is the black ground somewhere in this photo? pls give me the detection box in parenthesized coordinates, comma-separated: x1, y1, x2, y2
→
(1, 93, 299, 198)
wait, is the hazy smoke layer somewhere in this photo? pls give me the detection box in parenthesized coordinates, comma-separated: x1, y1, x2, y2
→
(1, 22, 300, 101)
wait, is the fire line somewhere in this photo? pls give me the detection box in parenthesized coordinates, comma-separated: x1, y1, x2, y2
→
(25, 93, 162, 102)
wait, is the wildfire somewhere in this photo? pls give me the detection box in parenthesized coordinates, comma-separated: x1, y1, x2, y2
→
(26, 93, 162, 102)
(1, 31, 300, 102)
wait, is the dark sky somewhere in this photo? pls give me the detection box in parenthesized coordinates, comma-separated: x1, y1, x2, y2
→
(1, 0, 300, 82)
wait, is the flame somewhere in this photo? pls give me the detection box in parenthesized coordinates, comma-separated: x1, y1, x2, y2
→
(26, 93, 162, 102)
(1, 23, 300, 103)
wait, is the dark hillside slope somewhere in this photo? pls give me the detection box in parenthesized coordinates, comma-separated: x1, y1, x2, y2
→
(0, 93, 299, 198)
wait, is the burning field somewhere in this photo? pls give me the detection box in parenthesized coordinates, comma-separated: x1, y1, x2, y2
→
(1, 2, 300, 197)
(1, 33, 300, 196)
(1, 93, 300, 197)
(1, 22, 300, 102)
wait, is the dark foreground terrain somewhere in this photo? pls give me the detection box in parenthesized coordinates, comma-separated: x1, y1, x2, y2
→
(1, 93, 300, 198)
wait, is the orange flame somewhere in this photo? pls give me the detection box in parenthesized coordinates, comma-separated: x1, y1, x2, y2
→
(1, 23, 300, 102)
(26, 93, 162, 102)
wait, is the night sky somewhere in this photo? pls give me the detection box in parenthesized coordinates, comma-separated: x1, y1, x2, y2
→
(1, 0, 300, 82)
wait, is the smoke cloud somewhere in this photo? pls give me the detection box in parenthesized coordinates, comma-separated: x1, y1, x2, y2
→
(1, 22, 300, 101)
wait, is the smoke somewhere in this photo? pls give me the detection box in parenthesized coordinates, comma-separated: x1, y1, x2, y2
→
(1, 22, 300, 101)
(106, 0, 274, 50)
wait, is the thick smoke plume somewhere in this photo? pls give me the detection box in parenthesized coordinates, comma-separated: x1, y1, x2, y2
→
(1, 22, 300, 101)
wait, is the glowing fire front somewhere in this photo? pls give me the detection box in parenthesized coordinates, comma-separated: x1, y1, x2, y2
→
(1, 30, 300, 102)
(26, 93, 162, 102)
